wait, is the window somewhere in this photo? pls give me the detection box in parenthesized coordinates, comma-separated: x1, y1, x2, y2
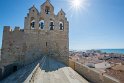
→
(45, 6, 50, 15)
(39, 20, 44, 29)
(31, 20, 35, 29)
(59, 22, 64, 30)
(49, 21, 54, 30)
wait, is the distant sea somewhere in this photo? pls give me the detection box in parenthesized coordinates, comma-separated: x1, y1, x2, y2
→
(99, 49, 124, 54)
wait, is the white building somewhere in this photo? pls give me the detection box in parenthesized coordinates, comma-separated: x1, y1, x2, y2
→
(86, 61, 111, 69)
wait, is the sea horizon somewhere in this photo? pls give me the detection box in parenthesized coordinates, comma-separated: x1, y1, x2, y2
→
(69, 48, 124, 54)
(99, 49, 124, 54)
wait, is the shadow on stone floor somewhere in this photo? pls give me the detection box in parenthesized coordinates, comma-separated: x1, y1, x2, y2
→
(39, 56, 66, 72)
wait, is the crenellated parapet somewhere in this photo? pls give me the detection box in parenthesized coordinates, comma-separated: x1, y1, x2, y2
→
(3, 26, 24, 32)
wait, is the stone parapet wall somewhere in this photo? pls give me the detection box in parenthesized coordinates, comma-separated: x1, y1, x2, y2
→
(24, 63, 40, 83)
(3, 26, 24, 32)
(69, 59, 120, 83)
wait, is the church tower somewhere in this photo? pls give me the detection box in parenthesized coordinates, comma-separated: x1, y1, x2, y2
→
(24, 0, 69, 64)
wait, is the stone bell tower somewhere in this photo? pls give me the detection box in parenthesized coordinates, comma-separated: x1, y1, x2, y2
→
(24, 0, 69, 64)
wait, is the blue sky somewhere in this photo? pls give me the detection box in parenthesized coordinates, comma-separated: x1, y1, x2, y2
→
(0, 0, 124, 50)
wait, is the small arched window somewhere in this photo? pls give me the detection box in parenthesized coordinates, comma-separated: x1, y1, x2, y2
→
(45, 6, 50, 15)
(49, 21, 54, 30)
(31, 20, 35, 29)
(59, 22, 64, 30)
(39, 20, 44, 29)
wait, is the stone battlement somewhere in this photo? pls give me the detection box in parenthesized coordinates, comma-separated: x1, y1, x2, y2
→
(4, 26, 24, 32)
(4, 26, 12, 32)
